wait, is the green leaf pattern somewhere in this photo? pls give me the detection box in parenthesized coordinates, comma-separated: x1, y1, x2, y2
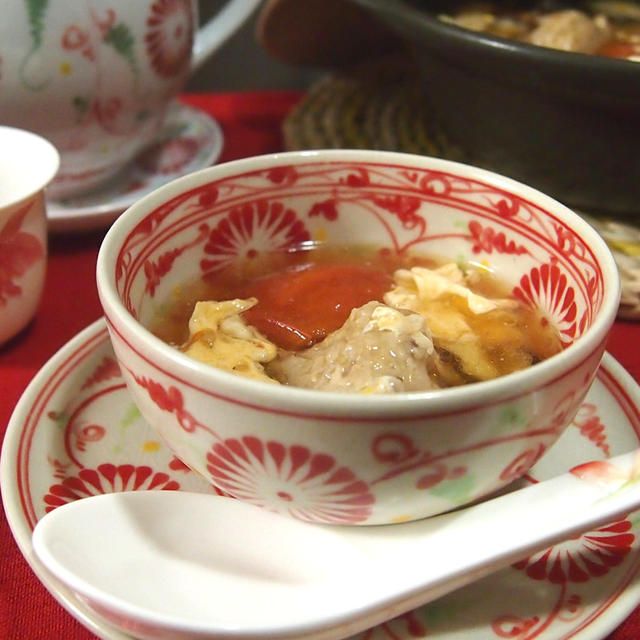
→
(24, 0, 49, 48)
(20, 0, 50, 89)
(429, 473, 476, 504)
(121, 402, 141, 429)
(104, 22, 138, 77)
(18, 3, 140, 92)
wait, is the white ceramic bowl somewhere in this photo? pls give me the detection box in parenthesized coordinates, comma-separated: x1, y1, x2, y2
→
(97, 150, 620, 525)
(0, 126, 59, 345)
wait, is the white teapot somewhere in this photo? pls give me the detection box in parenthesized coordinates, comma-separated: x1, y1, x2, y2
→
(0, 0, 261, 199)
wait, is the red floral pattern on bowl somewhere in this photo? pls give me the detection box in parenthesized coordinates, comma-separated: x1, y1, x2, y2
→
(97, 150, 620, 525)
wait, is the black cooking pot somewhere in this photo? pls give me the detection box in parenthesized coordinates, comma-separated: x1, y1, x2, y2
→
(348, 0, 640, 216)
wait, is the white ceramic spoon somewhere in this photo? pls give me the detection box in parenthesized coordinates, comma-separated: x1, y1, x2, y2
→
(33, 449, 640, 640)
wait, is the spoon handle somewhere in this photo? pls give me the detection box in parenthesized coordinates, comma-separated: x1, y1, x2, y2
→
(339, 448, 640, 616)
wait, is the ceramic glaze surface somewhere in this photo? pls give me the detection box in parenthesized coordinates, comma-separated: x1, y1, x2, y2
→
(97, 150, 620, 525)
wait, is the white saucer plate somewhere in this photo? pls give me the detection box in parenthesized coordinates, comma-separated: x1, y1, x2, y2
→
(46, 102, 224, 234)
(3, 319, 640, 640)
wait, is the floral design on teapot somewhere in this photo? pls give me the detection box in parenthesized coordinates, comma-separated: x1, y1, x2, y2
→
(146, 0, 194, 78)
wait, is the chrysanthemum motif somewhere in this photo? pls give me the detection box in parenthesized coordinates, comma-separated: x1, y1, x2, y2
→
(512, 262, 579, 343)
(513, 519, 634, 583)
(205, 436, 375, 524)
(145, 0, 193, 78)
(43, 464, 180, 513)
(200, 200, 311, 274)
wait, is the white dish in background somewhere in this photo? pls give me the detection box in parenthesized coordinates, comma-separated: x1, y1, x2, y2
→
(46, 102, 224, 234)
(2, 318, 640, 640)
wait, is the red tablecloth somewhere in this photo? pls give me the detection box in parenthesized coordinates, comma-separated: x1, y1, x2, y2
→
(1, 91, 639, 639)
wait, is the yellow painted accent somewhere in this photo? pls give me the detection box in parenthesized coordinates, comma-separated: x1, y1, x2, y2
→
(60, 61, 73, 76)
(391, 514, 413, 523)
(142, 440, 161, 453)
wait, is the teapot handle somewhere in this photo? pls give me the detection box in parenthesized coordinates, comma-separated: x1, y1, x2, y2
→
(191, 0, 264, 72)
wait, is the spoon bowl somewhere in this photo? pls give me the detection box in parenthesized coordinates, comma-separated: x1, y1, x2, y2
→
(33, 449, 640, 640)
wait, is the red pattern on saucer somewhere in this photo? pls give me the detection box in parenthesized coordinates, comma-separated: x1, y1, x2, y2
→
(4, 321, 640, 639)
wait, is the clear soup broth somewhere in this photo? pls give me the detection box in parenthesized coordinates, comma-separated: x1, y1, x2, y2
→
(151, 244, 563, 393)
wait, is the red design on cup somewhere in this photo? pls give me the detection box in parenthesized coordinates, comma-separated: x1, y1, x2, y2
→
(0, 200, 44, 308)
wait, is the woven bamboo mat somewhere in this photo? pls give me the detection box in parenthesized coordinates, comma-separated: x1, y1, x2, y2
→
(284, 59, 460, 159)
(283, 64, 640, 320)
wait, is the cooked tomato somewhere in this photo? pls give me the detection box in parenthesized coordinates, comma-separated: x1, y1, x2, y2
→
(240, 263, 393, 350)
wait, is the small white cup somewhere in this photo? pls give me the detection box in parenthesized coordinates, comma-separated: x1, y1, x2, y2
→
(0, 127, 59, 345)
